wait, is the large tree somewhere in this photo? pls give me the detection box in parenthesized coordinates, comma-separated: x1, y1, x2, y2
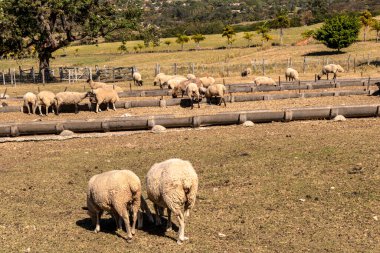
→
(360, 10, 373, 42)
(222, 25, 236, 48)
(314, 14, 360, 52)
(0, 0, 141, 72)
(273, 10, 290, 45)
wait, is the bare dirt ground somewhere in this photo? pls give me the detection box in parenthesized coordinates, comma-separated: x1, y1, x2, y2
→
(0, 118, 379, 252)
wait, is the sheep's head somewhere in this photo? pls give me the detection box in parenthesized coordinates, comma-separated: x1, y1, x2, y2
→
(317, 74, 322, 80)
(337, 65, 344, 73)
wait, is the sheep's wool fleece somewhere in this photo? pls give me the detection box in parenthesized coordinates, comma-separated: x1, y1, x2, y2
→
(146, 159, 198, 212)
(88, 170, 141, 211)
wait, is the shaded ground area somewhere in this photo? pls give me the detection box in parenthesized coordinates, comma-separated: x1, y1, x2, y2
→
(0, 118, 379, 252)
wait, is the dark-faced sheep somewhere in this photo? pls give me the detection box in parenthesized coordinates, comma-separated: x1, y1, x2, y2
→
(241, 67, 252, 77)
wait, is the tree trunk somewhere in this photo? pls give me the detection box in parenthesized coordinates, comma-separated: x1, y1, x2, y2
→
(363, 26, 367, 42)
(181, 43, 184, 51)
(38, 51, 53, 81)
(196, 42, 200, 50)
(280, 28, 284, 45)
(377, 31, 379, 43)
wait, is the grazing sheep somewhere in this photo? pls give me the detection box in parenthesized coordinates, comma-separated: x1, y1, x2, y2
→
(172, 78, 203, 98)
(186, 74, 196, 80)
(254, 76, 277, 86)
(36, 91, 56, 116)
(285, 68, 299, 81)
(199, 76, 215, 88)
(186, 82, 202, 109)
(153, 73, 166, 86)
(241, 67, 252, 77)
(87, 170, 141, 240)
(153, 74, 177, 88)
(167, 76, 188, 90)
(205, 83, 227, 107)
(87, 87, 119, 113)
(133, 72, 143, 86)
(23, 92, 37, 115)
(146, 158, 198, 244)
(87, 79, 123, 92)
(317, 64, 344, 80)
(54, 92, 89, 115)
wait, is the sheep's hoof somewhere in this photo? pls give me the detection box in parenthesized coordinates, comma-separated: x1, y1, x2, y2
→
(166, 226, 173, 232)
(131, 229, 136, 235)
(177, 237, 189, 245)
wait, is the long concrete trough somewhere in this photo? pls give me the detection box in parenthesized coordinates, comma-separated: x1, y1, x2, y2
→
(0, 88, 374, 114)
(1, 104, 379, 137)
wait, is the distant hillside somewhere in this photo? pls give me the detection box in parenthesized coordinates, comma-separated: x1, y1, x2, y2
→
(141, 0, 380, 37)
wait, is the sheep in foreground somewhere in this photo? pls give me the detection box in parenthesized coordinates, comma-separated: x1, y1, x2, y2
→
(146, 158, 198, 244)
(87, 79, 123, 92)
(186, 74, 196, 80)
(186, 82, 201, 109)
(133, 72, 143, 86)
(54, 92, 89, 115)
(87, 87, 119, 113)
(87, 170, 141, 240)
(23, 92, 37, 115)
(199, 76, 215, 88)
(241, 67, 252, 77)
(317, 64, 344, 80)
(285, 68, 299, 81)
(254, 76, 277, 86)
(36, 91, 56, 116)
(205, 83, 227, 107)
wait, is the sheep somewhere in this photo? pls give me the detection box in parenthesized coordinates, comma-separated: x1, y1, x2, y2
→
(153, 73, 175, 88)
(87, 87, 119, 113)
(241, 67, 252, 77)
(285, 68, 299, 81)
(186, 82, 202, 109)
(167, 76, 188, 90)
(87, 170, 141, 240)
(317, 64, 344, 80)
(146, 158, 198, 244)
(172, 78, 203, 98)
(254, 76, 277, 86)
(186, 74, 196, 80)
(153, 73, 166, 86)
(23, 92, 37, 115)
(205, 83, 227, 107)
(54, 92, 89, 115)
(133, 72, 143, 86)
(36, 91, 56, 116)
(199, 76, 215, 88)
(87, 79, 123, 92)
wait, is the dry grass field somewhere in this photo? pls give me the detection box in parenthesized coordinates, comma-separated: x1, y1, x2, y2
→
(0, 20, 380, 253)
(0, 118, 379, 252)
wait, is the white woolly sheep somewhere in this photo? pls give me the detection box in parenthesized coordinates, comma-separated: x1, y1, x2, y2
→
(54, 92, 89, 115)
(172, 78, 203, 98)
(87, 87, 119, 113)
(87, 79, 123, 92)
(146, 158, 198, 244)
(23, 92, 37, 115)
(241, 67, 252, 77)
(199, 76, 215, 88)
(285, 68, 299, 81)
(133, 72, 143, 86)
(87, 170, 141, 240)
(254, 76, 277, 86)
(317, 64, 344, 80)
(167, 76, 188, 90)
(186, 74, 196, 80)
(153, 73, 166, 86)
(36, 91, 56, 116)
(186, 82, 201, 109)
(205, 83, 227, 107)
(153, 73, 175, 88)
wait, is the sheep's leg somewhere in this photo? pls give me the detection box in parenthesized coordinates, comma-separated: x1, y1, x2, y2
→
(94, 210, 103, 233)
(112, 102, 116, 111)
(197, 97, 200, 108)
(96, 104, 99, 113)
(223, 97, 226, 107)
(153, 204, 162, 226)
(106, 102, 110, 111)
(137, 211, 143, 229)
(166, 209, 172, 231)
(190, 98, 194, 109)
(25, 102, 31, 115)
(38, 105, 43, 116)
(176, 212, 188, 244)
(45, 105, 49, 116)
(327, 73, 329, 80)
(120, 209, 133, 240)
(130, 204, 139, 235)
(56, 104, 60, 115)
(184, 208, 190, 217)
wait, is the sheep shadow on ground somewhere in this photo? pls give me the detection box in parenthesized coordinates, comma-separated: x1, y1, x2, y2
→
(76, 213, 178, 242)
(358, 61, 380, 67)
(303, 51, 345, 57)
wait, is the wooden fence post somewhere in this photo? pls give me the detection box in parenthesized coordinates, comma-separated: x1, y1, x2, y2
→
(347, 55, 351, 72)
(303, 57, 306, 74)
(262, 59, 265, 76)
(2, 70, 5, 85)
(173, 63, 177, 75)
(354, 58, 356, 73)
(13, 68, 16, 86)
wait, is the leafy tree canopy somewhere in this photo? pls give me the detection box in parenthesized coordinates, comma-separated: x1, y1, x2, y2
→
(0, 0, 142, 70)
(314, 14, 360, 51)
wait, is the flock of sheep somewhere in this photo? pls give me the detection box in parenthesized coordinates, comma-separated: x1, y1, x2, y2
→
(86, 158, 198, 245)
(21, 63, 345, 115)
